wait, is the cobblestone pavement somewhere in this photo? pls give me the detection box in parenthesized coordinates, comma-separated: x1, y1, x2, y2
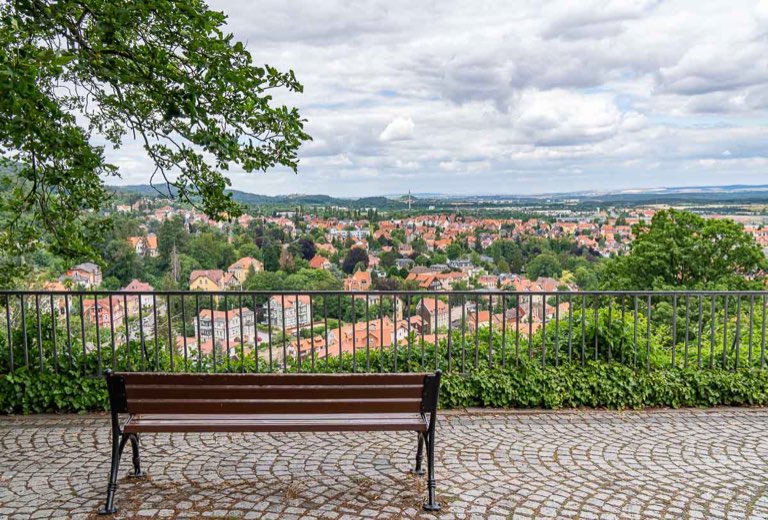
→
(2, 409, 768, 519)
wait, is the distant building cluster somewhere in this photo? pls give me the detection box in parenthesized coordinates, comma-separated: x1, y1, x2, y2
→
(35, 197, 768, 365)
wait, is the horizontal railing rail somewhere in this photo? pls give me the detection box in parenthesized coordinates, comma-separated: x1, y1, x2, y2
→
(4, 290, 768, 296)
(1, 289, 767, 375)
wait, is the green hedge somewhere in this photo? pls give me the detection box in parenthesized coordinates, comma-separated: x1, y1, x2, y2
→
(441, 362, 768, 409)
(0, 370, 109, 414)
(4, 362, 768, 414)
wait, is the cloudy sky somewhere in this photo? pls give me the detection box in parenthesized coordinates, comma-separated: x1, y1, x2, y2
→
(111, 0, 768, 197)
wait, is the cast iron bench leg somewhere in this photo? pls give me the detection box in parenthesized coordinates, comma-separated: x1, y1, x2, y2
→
(422, 427, 440, 511)
(128, 433, 146, 478)
(410, 432, 425, 476)
(98, 427, 129, 515)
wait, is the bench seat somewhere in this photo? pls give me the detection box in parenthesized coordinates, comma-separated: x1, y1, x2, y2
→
(124, 413, 429, 433)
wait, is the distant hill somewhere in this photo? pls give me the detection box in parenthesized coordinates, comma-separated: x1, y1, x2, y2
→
(107, 184, 417, 209)
(110, 184, 336, 205)
(413, 185, 768, 206)
(107, 182, 768, 209)
(419, 184, 768, 199)
(545, 185, 768, 205)
(576, 191, 768, 205)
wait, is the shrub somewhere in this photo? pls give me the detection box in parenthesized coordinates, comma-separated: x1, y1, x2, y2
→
(440, 362, 768, 410)
(4, 362, 768, 414)
(0, 369, 109, 414)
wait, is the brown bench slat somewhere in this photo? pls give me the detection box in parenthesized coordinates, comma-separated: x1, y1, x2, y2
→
(126, 384, 424, 400)
(126, 398, 423, 415)
(121, 372, 427, 386)
(123, 413, 428, 433)
(128, 413, 423, 420)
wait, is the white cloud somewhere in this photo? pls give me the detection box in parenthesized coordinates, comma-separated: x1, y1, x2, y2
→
(103, 0, 768, 197)
(754, 0, 768, 21)
(379, 116, 415, 142)
(510, 90, 622, 145)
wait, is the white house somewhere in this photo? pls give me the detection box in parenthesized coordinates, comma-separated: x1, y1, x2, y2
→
(194, 307, 256, 354)
(268, 295, 311, 331)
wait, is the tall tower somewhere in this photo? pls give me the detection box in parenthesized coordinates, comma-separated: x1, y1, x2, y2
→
(408, 189, 412, 211)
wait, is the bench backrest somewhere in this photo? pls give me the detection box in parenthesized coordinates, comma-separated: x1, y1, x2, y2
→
(105, 371, 441, 416)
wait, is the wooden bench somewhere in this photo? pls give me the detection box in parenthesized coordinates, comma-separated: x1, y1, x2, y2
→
(98, 370, 442, 514)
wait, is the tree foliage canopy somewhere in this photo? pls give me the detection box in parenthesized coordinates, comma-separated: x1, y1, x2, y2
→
(603, 209, 766, 290)
(0, 0, 309, 284)
(342, 247, 369, 274)
(525, 251, 562, 280)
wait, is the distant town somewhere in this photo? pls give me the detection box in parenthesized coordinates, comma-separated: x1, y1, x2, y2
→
(17, 187, 768, 365)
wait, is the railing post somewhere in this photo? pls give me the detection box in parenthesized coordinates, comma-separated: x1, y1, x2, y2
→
(5, 296, 13, 372)
(167, 294, 174, 372)
(671, 294, 678, 369)
(646, 294, 652, 372)
(50, 295, 58, 374)
(21, 293, 28, 368)
(108, 295, 116, 370)
(761, 295, 767, 370)
(633, 296, 638, 367)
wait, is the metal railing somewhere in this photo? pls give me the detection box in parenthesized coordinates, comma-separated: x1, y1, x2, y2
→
(1, 290, 767, 375)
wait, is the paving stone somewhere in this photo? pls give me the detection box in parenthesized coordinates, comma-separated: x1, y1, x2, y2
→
(1, 410, 767, 518)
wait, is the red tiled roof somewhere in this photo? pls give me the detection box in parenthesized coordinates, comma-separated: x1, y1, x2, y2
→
(308, 255, 330, 269)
